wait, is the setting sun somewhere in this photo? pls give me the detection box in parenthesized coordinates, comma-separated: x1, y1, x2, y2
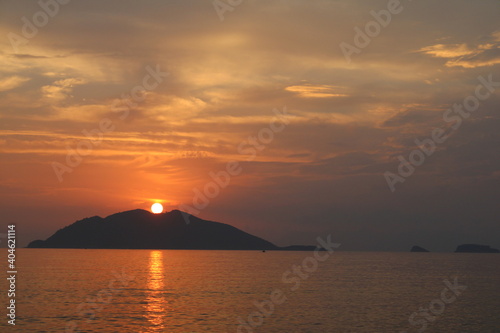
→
(151, 203, 164, 214)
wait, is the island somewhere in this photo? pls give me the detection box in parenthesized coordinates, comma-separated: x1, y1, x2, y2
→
(454, 244, 500, 253)
(410, 245, 430, 252)
(27, 209, 324, 251)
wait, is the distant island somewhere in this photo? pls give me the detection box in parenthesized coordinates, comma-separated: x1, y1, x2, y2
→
(454, 244, 500, 253)
(408, 244, 500, 253)
(410, 245, 429, 252)
(27, 209, 323, 251)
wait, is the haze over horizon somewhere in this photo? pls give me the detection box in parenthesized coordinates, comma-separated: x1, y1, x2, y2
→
(1, 0, 499, 251)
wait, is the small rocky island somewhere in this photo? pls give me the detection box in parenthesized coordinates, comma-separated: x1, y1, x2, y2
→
(454, 244, 500, 253)
(410, 245, 430, 252)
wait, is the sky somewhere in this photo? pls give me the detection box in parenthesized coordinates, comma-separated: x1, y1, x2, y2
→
(0, 0, 499, 251)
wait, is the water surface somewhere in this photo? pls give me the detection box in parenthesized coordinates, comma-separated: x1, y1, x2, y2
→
(1, 249, 499, 332)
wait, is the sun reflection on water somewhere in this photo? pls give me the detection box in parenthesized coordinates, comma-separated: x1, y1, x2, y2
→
(143, 250, 167, 331)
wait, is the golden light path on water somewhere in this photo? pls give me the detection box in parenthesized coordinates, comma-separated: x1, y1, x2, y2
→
(143, 250, 167, 332)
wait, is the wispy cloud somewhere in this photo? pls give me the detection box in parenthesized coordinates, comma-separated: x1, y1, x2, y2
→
(285, 84, 348, 98)
(41, 78, 87, 101)
(0, 75, 30, 92)
(419, 31, 500, 68)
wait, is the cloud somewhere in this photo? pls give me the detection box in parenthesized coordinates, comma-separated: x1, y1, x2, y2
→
(41, 78, 86, 101)
(419, 43, 476, 58)
(446, 49, 500, 68)
(285, 84, 348, 98)
(381, 109, 441, 128)
(11, 54, 51, 59)
(0, 75, 30, 92)
(418, 31, 500, 68)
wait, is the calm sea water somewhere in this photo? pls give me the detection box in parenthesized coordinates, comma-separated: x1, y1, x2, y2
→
(1, 249, 499, 332)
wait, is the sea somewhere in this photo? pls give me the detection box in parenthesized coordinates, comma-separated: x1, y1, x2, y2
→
(1, 249, 499, 332)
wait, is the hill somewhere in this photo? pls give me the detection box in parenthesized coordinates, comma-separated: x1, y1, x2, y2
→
(454, 244, 499, 253)
(27, 209, 319, 251)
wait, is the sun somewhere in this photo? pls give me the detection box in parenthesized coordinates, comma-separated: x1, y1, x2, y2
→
(151, 203, 164, 214)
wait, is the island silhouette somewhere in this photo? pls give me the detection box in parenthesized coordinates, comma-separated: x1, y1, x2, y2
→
(27, 209, 322, 251)
(410, 245, 430, 252)
(454, 244, 499, 253)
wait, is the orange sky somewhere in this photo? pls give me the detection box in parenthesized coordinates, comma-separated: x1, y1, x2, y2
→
(1, 0, 499, 250)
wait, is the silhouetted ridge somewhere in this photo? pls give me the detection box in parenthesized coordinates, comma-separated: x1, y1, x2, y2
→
(27, 209, 281, 250)
(410, 245, 430, 252)
(280, 245, 324, 251)
(454, 244, 499, 253)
